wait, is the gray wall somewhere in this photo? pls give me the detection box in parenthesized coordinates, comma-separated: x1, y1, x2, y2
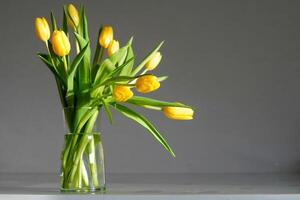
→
(0, 0, 300, 174)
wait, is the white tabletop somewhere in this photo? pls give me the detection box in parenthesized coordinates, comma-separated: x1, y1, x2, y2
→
(0, 173, 300, 199)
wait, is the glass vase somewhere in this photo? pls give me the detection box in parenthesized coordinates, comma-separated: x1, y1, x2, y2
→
(60, 107, 106, 192)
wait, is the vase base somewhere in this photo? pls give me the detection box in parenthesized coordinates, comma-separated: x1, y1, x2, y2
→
(60, 186, 106, 193)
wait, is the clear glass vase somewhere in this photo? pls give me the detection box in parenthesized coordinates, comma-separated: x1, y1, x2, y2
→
(60, 107, 106, 192)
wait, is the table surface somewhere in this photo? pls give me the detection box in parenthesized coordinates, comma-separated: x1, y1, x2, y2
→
(1, 173, 300, 199)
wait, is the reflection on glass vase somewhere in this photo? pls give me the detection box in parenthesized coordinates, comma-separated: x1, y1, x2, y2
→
(60, 107, 105, 192)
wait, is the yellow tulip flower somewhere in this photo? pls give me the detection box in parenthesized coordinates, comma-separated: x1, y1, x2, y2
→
(145, 52, 162, 70)
(34, 17, 50, 42)
(67, 4, 79, 28)
(99, 26, 113, 48)
(51, 30, 71, 57)
(113, 85, 133, 102)
(162, 107, 194, 120)
(136, 75, 160, 93)
(107, 40, 119, 56)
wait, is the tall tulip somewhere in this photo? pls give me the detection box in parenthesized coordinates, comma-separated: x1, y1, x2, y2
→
(35, 17, 50, 42)
(99, 26, 113, 48)
(135, 75, 160, 93)
(51, 30, 71, 57)
(67, 4, 79, 28)
(162, 107, 194, 120)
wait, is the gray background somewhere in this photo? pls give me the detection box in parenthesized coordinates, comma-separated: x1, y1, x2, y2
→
(0, 0, 300, 174)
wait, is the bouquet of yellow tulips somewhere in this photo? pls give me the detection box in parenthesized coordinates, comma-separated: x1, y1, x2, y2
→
(34, 3, 194, 192)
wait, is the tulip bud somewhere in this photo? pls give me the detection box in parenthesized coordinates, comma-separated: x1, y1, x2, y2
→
(162, 107, 194, 120)
(135, 75, 160, 93)
(113, 85, 133, 102)
(34, 17, 50, 42)
(67, 4, 79, 28)
(145, 52, 162, 70)
(107, 40, 120, 56)
(99, 26, 113, 48)
(51, 30, 71, 57)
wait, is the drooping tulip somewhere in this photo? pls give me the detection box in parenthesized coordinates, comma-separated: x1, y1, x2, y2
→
(135, 75, 160, 93)
(162, 107, 194, 120)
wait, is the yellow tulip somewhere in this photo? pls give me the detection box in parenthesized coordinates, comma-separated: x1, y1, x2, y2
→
(34, 17, 50, 42)
(136, 75, 160, 93)
(113, 85, 133, 102)
(51, 30, 71, 57)
(99, 26, 113, 48)
(162, 107, 194, 120)
(107, 40, 119, 56)
(67, 4, 79, 28)
(145, 52, 162, 70)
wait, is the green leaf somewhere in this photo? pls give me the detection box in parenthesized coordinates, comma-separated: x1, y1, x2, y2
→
(157, 76, 168, 82)
(120, 40, 134, 76)
(102, 99, 113, 124)
(78, 5, 89, 40)
(74, 32, 91, 91)
(62, 6, 70, 66)
(92, 75, 140, 91)
(127, 96, 191, 108)
(109, 45, 128, 67)
(110, 57, 135, 78)
(50, 12, 57, 31)
(66, 42, 90, 108)
(92, 39, 132, 86)
(69, 42, 90, 78)
(131, 41, 164, 76)
(93, 59, 115, 85)
(37, 53, 66, 87)
(92, 26, 104, 69)
(74, 107, 98, 133)
(62, 6, 69, 35)
(113, 104, 175, 157)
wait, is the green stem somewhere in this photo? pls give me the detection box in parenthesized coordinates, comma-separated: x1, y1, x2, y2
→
(65, 134, 90, 188)
(84, 111, 99, 187)
(63, 56, 68, 72)
(62, 108, 100, 189)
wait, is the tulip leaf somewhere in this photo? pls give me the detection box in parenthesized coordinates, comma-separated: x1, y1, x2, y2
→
(93, 42, 131, 86)
(92, 26, 104, 70)
(66, 42, 89, 107)
(37, 53, 66, 87)
(110, 57, 135, 78)
(113, 104, 175, 157)
(93, 59, 115, 86)
(62, 6, 70, 66)
(157, 76, 168, 82)
(102, 99, 113, 124)
(74, 32, 91, 91)
(120, 38, 135, 76)
(78, 5, 89, 40)
(127, 96, 191, 108)
(50, 12, 57, 31)
(92, 75, 139, 92)
(109, 45, 128, 67)
(131, 41, 164, 76)
(69, 42, 90, 78)
(62, 6, 69, 36)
